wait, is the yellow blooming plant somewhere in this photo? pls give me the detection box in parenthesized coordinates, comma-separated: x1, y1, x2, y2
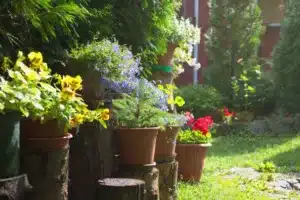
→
(1, 51, 109, 131)
(158, 84, 185, 107)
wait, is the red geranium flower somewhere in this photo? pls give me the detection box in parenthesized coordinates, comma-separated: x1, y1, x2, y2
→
(223, 107, 235, 117)
(185, 112, 195, 126)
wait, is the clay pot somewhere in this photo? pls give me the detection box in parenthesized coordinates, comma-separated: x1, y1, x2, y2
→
(116, 127, 159, 165)
(176, 143, 211, 182)
(21, 119, 66, 138)
(155, 126, 180, 162)
(24, 133, 73, 151)
(157, 43, 178, 66)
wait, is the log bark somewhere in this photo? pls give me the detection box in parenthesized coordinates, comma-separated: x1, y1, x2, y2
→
(115, 164, 159, 200)
(69, 123, 114, 200)
(0, 174, 32, 200)
(21, 148, 69, 200)
(156, 161, 178, 200)
(97, 178, 145, 200)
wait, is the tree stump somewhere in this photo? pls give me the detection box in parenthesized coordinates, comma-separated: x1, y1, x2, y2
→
(69, 123, 114, 200)
(156, 161, 178, 200)
(97, 178, 145, 200)
(0, 174, 32, 200)
(21, 148, 69, 200)
(115, 164, 159, 200)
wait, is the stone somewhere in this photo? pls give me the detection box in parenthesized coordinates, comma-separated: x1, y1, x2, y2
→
(228, 167, 261, 180)
(287, 179, 299, 185)
(273, 180, 293, 190)
(293, 183, 300, 191)
(248, 120, 269, 134)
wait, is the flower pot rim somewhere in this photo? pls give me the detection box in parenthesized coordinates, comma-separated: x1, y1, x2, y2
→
(177, 143, 212, 147)
(117, 127, 160, 130)
(26, 133, 73, 141)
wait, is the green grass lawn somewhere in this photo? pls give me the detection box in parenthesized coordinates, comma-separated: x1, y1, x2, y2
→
(178, 134, 300, 200)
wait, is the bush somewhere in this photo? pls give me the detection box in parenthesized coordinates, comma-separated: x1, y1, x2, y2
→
(178, 84, 223, 118)
(273, 1, 300, 113)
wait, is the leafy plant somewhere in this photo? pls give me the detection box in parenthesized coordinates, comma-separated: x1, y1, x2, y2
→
(273, 0, 300, 113)
(113, 78, 169, 128)
(177, 113, 214, 144)
(257, 162, 276, 173)
(178, 84, 223, 118)
(205, 0, 264, 101)
(1, 51, 109, 130)
(69, 38, 140, 82)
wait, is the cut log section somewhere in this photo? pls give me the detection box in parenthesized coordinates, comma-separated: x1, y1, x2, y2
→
(115, 163, 159, 200)
(157, 161, 178, 200)
(97, 178, 145, 200)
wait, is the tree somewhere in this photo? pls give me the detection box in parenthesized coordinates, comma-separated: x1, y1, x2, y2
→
(273, 0, 300, 113)
(205, 0, 263, 104)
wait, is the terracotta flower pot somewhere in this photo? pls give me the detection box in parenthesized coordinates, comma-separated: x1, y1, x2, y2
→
(24, 133, 73, 151)
(157, 43, 178, 66)
(155, 126, 180, 162)
(116, 127, 159, 165)
(176, 143, 211, 182)
(20, 119, 66, 138)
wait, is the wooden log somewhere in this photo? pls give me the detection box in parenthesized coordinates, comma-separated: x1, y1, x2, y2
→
(0, 174, 32, 200)
(21, 148, 69, 200)
(97, 178, 145, 200)
(69, 122, 114, 200)
(115, 164, 159, 200)
(156, 161, 178, 200)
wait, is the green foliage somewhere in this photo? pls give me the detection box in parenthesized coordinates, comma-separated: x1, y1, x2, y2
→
(273, 0, 300, 113)
(177, 129, 212, 144)
(178, 84, 223, 118)
(205, 0, 264, 100)
(257, 162, 276, 173)
(0, 51, 108, 130)
(69, 38, 138, 81)
(113, 79, 167, 128)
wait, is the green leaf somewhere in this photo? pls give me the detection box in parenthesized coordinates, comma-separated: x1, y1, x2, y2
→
(20, 107, 29, 117)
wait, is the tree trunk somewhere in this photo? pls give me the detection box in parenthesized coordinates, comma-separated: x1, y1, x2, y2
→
(114, 164, 159, 200)
(0, 174, 32, 200)
(21, 148, 69, 200)
(157, 161, 178, 200)
(97, 178, 145, 200)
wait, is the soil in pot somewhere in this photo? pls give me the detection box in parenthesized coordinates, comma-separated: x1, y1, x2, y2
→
(176, 144, 211, 182)
(116, 127, 159, 165)
(0, 111, 21, 178)
(155, 126, 180, 162)
(21, 118, 66, 138)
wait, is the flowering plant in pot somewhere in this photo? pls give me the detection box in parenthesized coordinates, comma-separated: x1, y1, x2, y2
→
(113, 78, 168, 165)
(154, 83, 186, 162)
(176, 112, 215, 182)
(69, 38, 141, 99)
(0, 51, 48, 179)
(154, 16, 201, 77)
(7, 52, 110, 150)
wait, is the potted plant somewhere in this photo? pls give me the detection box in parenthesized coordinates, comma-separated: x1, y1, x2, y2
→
(0, 51, 50, 197)
(155, 83, 186, 162)
(113, 78, 168, 165)
(176, 112, 214, 182)
(69, 38, 141, 100)
(153, 16, 200, 75)
(14, 51, 109, 150)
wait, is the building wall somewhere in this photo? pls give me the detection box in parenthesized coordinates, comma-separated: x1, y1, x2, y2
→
(176, 0, 284, 85)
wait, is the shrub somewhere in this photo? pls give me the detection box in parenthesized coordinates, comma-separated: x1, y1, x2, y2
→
(178, 84, 223, 118)
(273, 0, 300, 113)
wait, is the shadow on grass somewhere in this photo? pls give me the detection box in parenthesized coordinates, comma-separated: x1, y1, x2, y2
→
(208, 134, 299, 157)
(266, 146, 300, 173)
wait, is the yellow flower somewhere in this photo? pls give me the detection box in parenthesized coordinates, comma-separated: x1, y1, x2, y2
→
(174, 96, 185, 107)
(101, 108, 110, 121)
(74, 114, 84, 124)
(28, 52, 43, 68)
(61, 88, 76, 100)
(61, 75, 82, 91)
